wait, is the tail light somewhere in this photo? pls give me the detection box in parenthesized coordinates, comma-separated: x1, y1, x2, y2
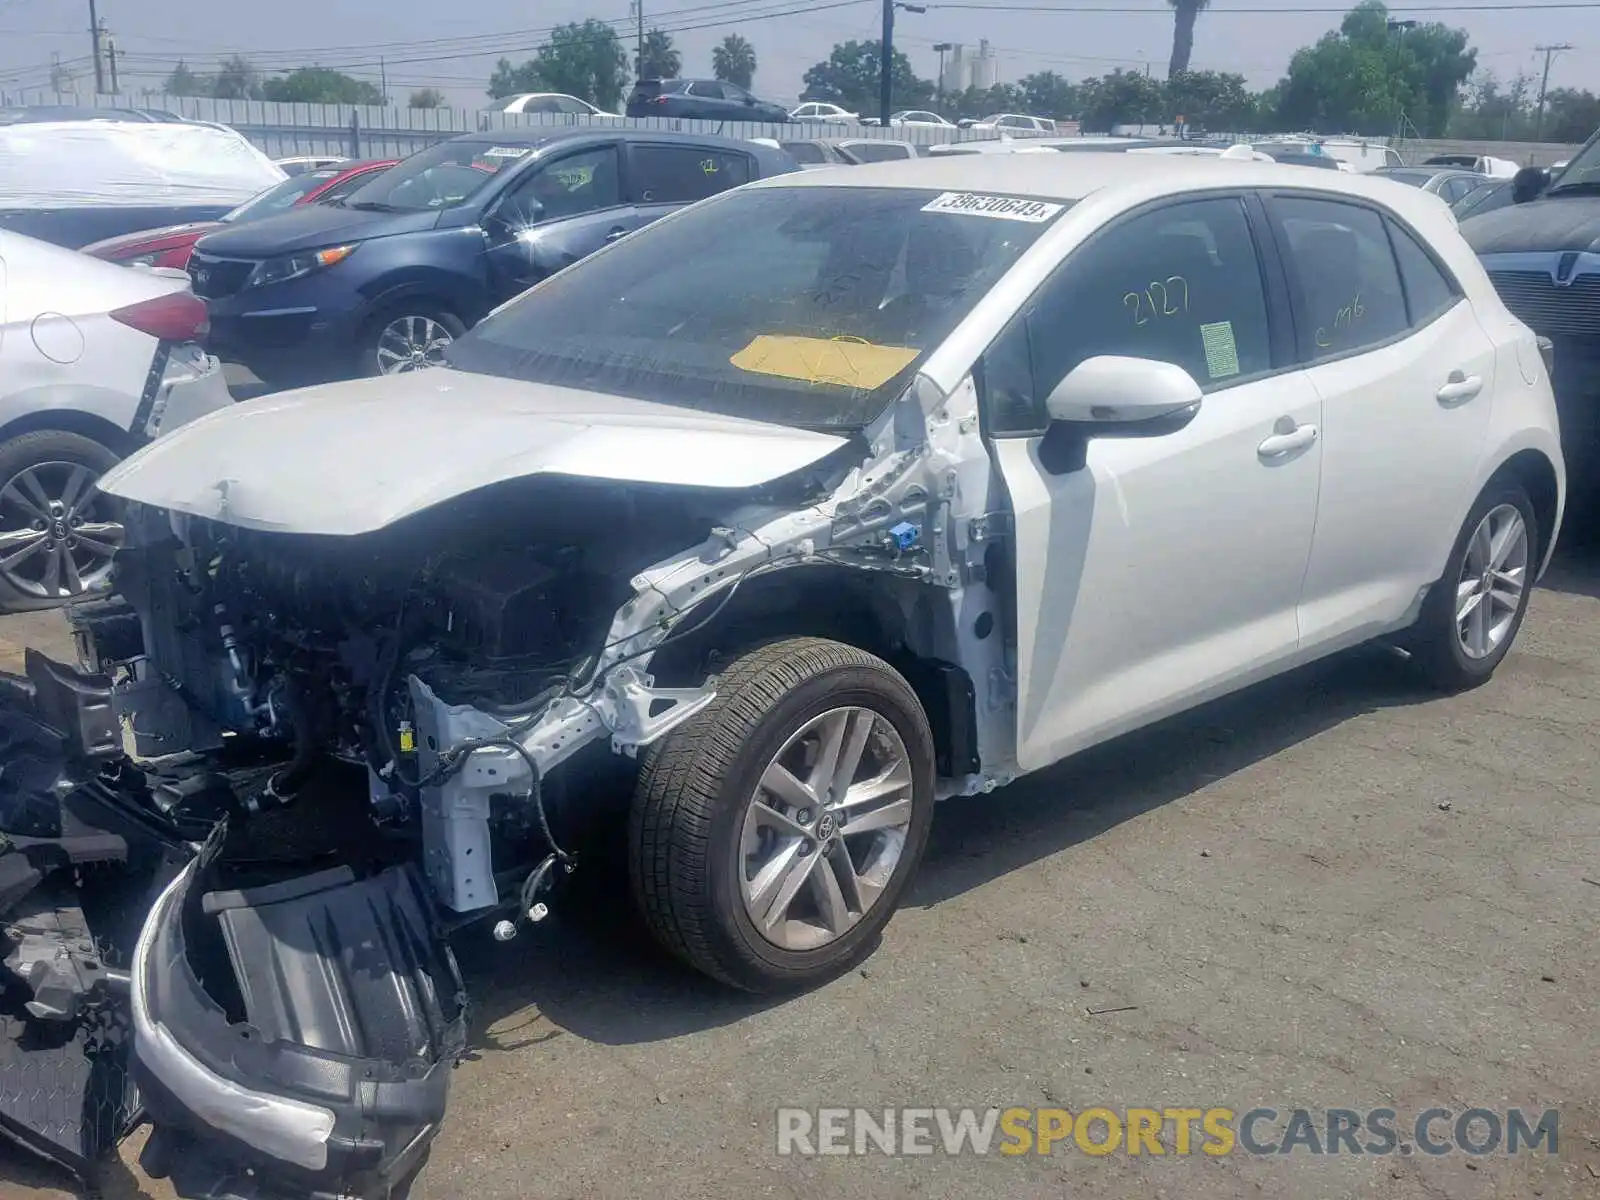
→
(650, 96, 670, 105)
(109, 290, 209, 343)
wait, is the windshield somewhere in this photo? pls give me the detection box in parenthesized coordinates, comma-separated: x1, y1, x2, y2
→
(1550, 134, 1600, 192)
(1377, 169, 1437, 188)
(445, 185, 1066, 429)
(342, 139, 532, 212)
(222, 171, 340, 222)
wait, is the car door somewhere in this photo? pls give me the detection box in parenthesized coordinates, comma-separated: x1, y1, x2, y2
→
(481, 144, 633, 301)
(983, 193, 1324, 769)
(687, 81, 735, 118)
(626, 142, 754, 228)
(1264, 193, 1496, 646)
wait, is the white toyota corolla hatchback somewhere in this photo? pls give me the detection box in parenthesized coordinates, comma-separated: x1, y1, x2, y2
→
(5, 154, 1564, 1196)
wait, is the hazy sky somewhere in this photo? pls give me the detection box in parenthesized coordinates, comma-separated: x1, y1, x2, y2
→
(1, 0, 1596, 112)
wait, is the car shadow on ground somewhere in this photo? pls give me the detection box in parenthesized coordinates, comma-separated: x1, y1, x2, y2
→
(471, 530, 1600, 1051)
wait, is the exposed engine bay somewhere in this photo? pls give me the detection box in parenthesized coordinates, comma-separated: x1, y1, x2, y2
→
(0, 371, 1016, 1198)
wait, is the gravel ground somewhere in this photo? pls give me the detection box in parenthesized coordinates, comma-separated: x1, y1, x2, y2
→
(2, 546, 1597, 1200)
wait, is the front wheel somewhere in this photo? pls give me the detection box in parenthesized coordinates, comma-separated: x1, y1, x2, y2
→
(1409, 481, 1539, 692)
(361, 307, 465, 377)
(629, 637, 935, 992)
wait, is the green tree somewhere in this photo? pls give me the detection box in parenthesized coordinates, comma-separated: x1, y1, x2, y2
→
(1449, 71, 1535, 140)
(1274, 1, 1474, 137)
(1164, 69, 1253, 131)
(637, 28, 680, 79)
(488, 56, 539, 99)
(1543, 88, 1600, 144)
(261, 67, 385, 105)
(1166, 0, 1212, 78)
(712, 34, 757, 90)
(164, 60, 205, 97)
(212, 54, 261, 100)
(538, 20, 629, 109)
(1077, 69, 1166, 132)
(409, 87, 446, 109)
(801, 40, 933, 116)
(1017, 71, 1076, 119)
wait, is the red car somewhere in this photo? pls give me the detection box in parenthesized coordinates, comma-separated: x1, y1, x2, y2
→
(81, 158, 398, 269)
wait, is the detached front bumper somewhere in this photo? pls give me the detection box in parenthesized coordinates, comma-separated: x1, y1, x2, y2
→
(132, 854, 467, 1199)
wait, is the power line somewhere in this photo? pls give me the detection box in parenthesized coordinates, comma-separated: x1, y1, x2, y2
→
(933, 1, 1600, 10)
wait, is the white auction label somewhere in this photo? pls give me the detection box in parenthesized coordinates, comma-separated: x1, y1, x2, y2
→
(920, 192, 1064, 222)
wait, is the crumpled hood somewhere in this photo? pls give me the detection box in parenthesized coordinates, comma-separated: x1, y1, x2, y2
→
(98, 370, 850, 535)
(1462, 194, 1600, 255)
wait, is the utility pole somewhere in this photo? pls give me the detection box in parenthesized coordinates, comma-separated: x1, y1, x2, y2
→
(106, 30, 119, 94)
(1533, 42, 1572, 143)
(879, 0, 923, 126)
(86, 0, 104, 94)
(934, 42, 951, 114)
(632, 0, 644, 77)
(380, 56, 388, 104)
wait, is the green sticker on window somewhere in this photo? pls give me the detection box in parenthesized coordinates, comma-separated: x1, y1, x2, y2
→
(1201, 320, 1241, 380)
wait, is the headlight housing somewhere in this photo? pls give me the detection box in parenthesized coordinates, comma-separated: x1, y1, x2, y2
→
(246, 243, 357, 289)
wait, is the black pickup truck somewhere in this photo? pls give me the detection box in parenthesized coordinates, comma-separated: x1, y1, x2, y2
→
(1462, 129, 1600, 527)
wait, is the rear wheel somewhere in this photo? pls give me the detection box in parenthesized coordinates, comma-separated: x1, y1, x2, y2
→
(0, 431, 123, 610)
(360, 307, 465, 377)
(630, 637, 935, 992)
(1409, 481, 1538, 692)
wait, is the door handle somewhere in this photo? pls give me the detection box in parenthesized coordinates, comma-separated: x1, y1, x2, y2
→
(1436, 370, 1483, 405)
(604, 226, 628, 243)
(1257, 423, 1319, 459)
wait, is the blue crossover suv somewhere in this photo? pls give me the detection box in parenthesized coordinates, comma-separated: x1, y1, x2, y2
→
(189, 128, 795, 384)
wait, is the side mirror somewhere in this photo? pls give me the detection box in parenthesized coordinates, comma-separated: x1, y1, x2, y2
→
(1512, 166, 1550, 205)
(743, 94, 756, 106)
(1045, 355, 1203, 430)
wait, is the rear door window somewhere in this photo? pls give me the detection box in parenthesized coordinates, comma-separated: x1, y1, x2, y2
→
(630, 144, 752, 203)
(847, 141, 913, 163)
(1267, 196, 1409, 361)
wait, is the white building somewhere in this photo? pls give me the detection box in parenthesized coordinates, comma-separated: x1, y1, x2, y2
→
(941, 41, 998, 94)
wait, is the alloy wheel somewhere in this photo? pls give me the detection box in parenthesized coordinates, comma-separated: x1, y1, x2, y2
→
(0, 462, 123, 600)
(739, 705, 915, 952)
(1455, 502, 1528, 660)
(375, 315, 453, 375)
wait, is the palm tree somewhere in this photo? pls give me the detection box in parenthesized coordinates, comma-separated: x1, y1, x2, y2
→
(712, 34, 757, 90)
(1166, 0, 1211, 78)
(638, 29, 681, 80)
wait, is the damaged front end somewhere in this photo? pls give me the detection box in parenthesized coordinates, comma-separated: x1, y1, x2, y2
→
(3, 363, 1013, 1195)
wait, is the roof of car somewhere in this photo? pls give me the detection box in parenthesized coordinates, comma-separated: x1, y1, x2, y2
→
(449, 127, 778, 153)
(752, 152, 1463, 214)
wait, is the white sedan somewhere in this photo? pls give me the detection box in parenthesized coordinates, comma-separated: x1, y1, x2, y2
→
(789, 101, 858, 124)
(0, 231, 232, 611)
(890, 109, 955, 128)
(489, 93, 624, 119)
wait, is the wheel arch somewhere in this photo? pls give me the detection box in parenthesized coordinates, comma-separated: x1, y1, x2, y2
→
(1484, 448, 1562, 575)
(645, 563, 981, 779)
(0, 407, 136, 458)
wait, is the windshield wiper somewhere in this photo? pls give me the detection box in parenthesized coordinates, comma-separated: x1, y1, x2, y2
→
(1545, 178, 1600, 196)
(344, 200, 402, 212)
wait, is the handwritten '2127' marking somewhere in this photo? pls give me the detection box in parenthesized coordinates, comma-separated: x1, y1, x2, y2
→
(1125, 276, 1190, 327)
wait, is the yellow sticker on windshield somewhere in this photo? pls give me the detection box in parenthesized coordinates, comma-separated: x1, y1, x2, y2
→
(730, 335, 919, 389)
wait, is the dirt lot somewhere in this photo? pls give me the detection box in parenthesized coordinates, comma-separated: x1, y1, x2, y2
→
(3, 547, 1598, 1200)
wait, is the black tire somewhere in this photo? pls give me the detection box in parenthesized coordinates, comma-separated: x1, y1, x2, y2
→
(0, 430, 122, 613)
(629, 637, 935, 993)
(358, 305, 466, 378)
(1409, 481, 1539, 693)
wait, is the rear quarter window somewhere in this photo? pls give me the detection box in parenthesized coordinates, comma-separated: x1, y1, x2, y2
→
(632, 145, 752, 203)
